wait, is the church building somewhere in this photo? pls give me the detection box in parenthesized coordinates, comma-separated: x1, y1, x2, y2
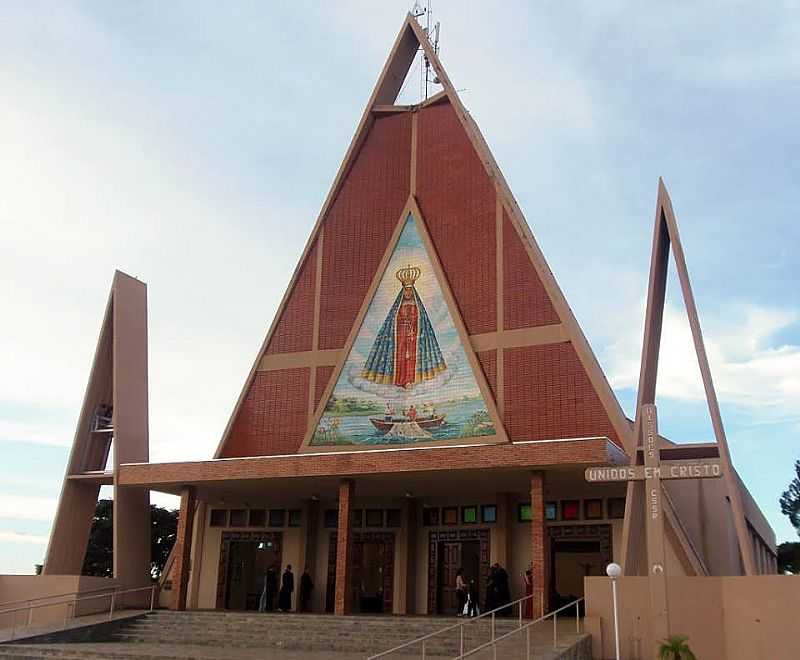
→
(42, 14, 777, 622)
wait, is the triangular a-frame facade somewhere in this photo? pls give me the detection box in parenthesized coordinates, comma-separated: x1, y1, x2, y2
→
(215, 15, 631, 459)
(620, 180, 756, 576)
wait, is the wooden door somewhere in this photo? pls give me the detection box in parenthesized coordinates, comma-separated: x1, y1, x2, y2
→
(350, 540, 364, 613)
(439, 542, 461, 614)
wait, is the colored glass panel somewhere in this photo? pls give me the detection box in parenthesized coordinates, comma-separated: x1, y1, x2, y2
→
(562, 500, 580, 521)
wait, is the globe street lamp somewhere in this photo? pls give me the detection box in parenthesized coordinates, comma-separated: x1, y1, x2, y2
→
(606, 562, 622, 660)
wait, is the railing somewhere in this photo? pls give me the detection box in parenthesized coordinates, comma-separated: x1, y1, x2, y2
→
(0, 584, 157, 641)
(368, 592, 538, 659)
(0, 584, 120, 611)
(455, 598, 583, 659)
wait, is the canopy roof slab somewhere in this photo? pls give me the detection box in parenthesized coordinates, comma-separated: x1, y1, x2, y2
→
(119, 435, 625, 497)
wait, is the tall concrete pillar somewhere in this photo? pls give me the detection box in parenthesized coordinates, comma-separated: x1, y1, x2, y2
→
(334, 479, 354, 615)
(112, 272, 151, 591)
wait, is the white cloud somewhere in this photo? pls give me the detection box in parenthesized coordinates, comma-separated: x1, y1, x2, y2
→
(325, 1, 599, 141)
(0, 494, 58, 522)
(0, 531, 48, 545)
(0, 8, 312, 462)
(605, 299, 800, 420)
(0, 476, 59, 490)
(0, 420, 72, 448)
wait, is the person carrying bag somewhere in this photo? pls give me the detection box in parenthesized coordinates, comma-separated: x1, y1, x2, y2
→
(455, 568, 467, 617)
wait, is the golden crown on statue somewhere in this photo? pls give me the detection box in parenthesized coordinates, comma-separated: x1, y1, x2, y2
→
(395, 264, 421, 287)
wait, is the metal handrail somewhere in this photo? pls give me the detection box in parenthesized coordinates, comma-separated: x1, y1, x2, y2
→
(455, 597, 584, 659)
(0, 584, 120, 610)
(367, 592, 536, 659)
(1, 584, 157, 641)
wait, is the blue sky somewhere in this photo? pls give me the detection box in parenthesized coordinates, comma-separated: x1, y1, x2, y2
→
(1, 2, 797, 574)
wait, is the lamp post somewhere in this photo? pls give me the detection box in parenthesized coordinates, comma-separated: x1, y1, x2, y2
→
(606, 562, 621, 660)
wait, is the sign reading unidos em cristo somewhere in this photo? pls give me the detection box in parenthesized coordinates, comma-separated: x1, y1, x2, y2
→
(584, 461, 722, 483)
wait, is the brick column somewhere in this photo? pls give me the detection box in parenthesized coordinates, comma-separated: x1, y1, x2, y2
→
(171, 486, 196, 611)
(334, 479, 354, 615)
(531, 472, 547, 617)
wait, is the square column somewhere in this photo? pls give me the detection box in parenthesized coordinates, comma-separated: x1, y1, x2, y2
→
(171, 486, 197, 611)
(334, 479, 355, 615)
(531, 472, 547, 617)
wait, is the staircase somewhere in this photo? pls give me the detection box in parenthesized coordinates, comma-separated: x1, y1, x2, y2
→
(0, 610, 589, 658)
(117, 610, 524, 654)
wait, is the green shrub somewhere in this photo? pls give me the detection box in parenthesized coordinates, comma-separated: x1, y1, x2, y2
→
(658, 635, 697, 660)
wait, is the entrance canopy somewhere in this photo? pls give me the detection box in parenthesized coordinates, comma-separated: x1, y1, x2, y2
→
(118, 435, 624, 498)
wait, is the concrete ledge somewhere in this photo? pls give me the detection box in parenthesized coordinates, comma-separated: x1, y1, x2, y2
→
(554, 634, 592, 660)
(2, 611, 145, 645)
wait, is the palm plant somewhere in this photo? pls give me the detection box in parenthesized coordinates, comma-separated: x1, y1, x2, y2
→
(659, 635, 697, 660)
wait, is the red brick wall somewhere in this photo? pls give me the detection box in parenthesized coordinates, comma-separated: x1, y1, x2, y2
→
(315, 365, 335, 412)
(221, 368, 310, 458)
(503, 211, 559, 329)
(266, 240, 317, 354)
(504, 343, 618, 445)
(417, 101, 497, 335)
(318, 112, 412, 350)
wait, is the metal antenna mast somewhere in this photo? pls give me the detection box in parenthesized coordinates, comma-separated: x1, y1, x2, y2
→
(411, 0, 441, 101)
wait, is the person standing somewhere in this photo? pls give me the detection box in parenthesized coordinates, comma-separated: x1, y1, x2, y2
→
(466, 579, 479, 617)
(494, 563, 511, 615)
(265, 564, 278, 612)
(522, 568, 533, 619)
(455, 568, 467, 616)
(299, 566, 314, 613)
(485, 565, 498, 613)
(278, 564, 294, 612)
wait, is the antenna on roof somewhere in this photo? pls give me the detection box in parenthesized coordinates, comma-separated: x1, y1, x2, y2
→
(411, 0, 441, 101)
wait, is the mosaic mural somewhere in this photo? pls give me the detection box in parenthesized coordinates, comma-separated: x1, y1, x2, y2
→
(311, 213, 496, 446)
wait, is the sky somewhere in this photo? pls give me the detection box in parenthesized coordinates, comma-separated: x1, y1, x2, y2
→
(1, 1, 798, 574)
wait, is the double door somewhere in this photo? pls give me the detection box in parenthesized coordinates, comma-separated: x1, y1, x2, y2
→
(325, 532, 395, 614)
(437, 540, 480, 614)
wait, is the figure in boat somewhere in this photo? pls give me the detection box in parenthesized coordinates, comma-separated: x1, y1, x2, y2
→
(370, 402, 447, 434)
(361, 264, 446, 388)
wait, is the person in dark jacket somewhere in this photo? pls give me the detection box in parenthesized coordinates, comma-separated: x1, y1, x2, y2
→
(278, 564, 294, 612)
(494, 562, 511, 615)
(299, 566, 314, 612)
(485, 565, 498, 613)
(265, 564, 278, 611)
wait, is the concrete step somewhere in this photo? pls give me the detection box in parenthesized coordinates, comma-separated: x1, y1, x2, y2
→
(0, 611, 587, 659)
(0, 638, 588, 660)
(0, 643, 424, 660)
(109, 611, 523, 652)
